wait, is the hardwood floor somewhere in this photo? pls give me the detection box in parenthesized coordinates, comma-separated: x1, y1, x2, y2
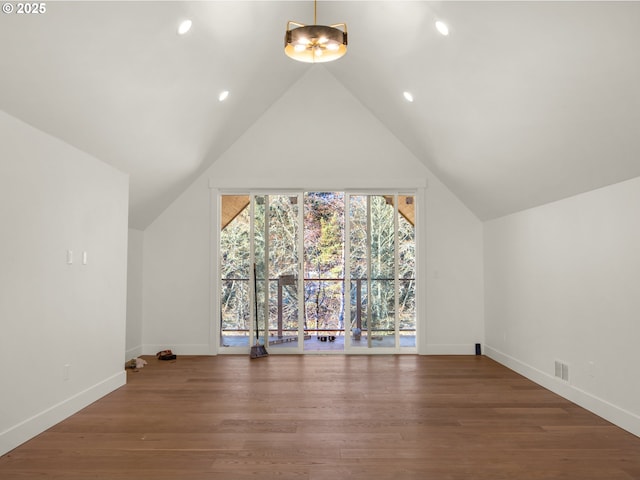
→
(1, 355, 639, 479)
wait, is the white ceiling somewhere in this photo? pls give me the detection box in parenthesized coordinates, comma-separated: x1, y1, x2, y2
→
(2, 1, 639, 228)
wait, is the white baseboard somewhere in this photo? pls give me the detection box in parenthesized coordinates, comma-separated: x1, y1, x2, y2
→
(144, 343, 477, 356)
(485, 345, 640, 438)
(422, 343, 479, 355)
(0, 371, 126, 456)
(142, 343, 213, 356)
(125, 345, 143, 360)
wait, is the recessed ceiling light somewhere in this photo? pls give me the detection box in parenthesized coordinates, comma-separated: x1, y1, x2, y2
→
(178, 19, 192, 35)
(403, 91, 414, 103)
(435, 20, 449, 36)
(218, 90, 229, 102)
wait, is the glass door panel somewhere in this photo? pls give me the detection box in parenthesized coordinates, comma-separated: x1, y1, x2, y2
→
(220, 195, 251, 348)
(346, 194, 416, 351)
(303, 192, 345, 352)
(398, 195, 416, 347)
(266, 195, 300, 350)
(348, 195, 368, 348)
(369, 195, 396, 349)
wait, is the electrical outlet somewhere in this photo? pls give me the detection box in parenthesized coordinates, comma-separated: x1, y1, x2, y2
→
(63, 364, 71, 381)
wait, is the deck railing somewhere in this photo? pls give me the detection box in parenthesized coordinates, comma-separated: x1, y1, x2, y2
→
(222, 276, 415, 337)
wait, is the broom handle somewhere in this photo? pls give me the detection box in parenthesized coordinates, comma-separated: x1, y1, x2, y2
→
(253, 263, 259, 345)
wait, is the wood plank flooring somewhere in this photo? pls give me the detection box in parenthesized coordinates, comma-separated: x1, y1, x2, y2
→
(1, 355, 639, 479)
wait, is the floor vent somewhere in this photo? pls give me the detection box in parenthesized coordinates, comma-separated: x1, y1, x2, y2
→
(554, 360, 569, 382)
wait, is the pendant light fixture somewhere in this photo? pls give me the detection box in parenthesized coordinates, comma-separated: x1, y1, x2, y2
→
(284, 0, 347, 63)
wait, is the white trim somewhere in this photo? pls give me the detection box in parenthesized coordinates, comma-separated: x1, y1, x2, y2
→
(218, 346, 249, 355)
(486, 345, 640, 438)
(262, 195, 270, 347)
(0, 371, 126, 456)
(416, 187, 427, 354)
(424, 344, 478, 355)
(209, 188, 220, 355)
(366, 195, 372, 349)
(344, 194, 352, 350)
(296, 192, 305, 349)
(394, 194, 400, 349)
(142, 344, 212, 356)
(209, 178, 428, 190)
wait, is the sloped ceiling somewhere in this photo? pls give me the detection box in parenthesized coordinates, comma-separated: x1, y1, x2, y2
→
(1, 1, 639, 228)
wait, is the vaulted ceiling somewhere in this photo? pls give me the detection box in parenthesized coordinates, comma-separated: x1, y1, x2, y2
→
(2, 1, 639, 229)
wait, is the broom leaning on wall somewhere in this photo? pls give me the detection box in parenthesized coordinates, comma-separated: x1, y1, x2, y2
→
(250, 263, 268, 359)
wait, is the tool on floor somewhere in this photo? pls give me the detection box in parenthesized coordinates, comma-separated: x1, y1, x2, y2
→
(250, 263, 269, 359)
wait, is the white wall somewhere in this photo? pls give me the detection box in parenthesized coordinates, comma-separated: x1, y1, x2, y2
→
(484, 176, 640, 436)
(126, 228, 144, 358)
(0, 111, 129, 455)
(143, 175, 212, 354)
(424, 174, 484, 353)
(142, 67, 484, 355)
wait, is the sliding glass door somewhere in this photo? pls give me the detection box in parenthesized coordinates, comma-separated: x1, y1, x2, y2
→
(303, 193, 345, 352)
(218, 191, 416, 354)
(254, 194, 303, 352)
(220, 195, 251, 348)
(347, 194, 416, 351)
